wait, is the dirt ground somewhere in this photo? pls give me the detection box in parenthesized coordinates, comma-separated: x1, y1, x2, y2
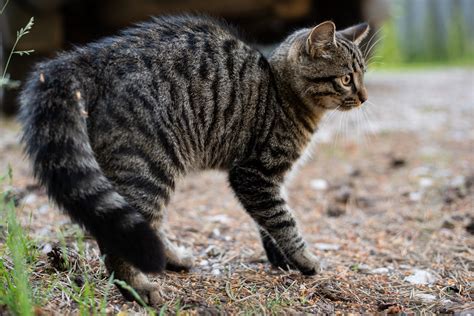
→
(0, 68, 473, 314)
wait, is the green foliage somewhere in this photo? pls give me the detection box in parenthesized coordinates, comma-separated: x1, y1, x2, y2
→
(373, 3, 474, 68)
(371, 19, 403, 67)
(0, 0, 9, 14)
(0, 169, 35, 316)
(0, 8, 35, 88)
(0, 167, 158, 315)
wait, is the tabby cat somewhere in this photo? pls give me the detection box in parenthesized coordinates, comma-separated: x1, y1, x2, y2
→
(20, 15, 369, 304)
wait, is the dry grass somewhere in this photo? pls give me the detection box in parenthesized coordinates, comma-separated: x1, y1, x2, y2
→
(1, 116, 473, 315)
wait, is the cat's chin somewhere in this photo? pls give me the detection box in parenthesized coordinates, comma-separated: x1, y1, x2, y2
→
(337, 105, 355, 112)
(337, 102, 363, 112)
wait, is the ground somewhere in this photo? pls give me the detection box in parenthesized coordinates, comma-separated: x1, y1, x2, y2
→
(0, 68, 473, 314)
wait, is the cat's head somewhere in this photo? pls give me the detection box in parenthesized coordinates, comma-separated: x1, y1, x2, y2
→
(279, 21, 370, 112)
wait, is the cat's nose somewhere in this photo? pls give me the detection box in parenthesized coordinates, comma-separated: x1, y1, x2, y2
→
(358, 88, 368, 104)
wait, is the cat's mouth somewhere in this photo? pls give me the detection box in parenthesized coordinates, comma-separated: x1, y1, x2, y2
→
(338, 100, 362, 111)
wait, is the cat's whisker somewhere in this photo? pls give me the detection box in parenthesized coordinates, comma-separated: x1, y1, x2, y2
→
(360, 107, 372, 145)
(366, 54, 382, 63)
(343, 111, 350, 144)
(361, 105, 377, 142)
(368, 61, 385, 68)
(355, 107, 366, 146)
(333, 110, 344, 148)
(364, 29, 384, 60)
(341, 111, 347, 144)
(365, 101, 381, 133)
(363, 28, 384, 59)
(319, 106, 341, 132)
(365, 35, 386, 61)
(366, 55, 383, 67)
(322, 106, 340, 125)
(358, 108, 372, 143)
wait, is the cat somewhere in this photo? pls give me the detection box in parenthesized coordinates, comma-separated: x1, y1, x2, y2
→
(20, 15, 369, 304)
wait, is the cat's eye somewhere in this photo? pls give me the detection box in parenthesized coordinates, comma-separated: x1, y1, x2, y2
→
(341, 75, 352, 86)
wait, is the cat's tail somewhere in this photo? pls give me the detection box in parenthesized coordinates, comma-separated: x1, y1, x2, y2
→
(19, 58, 165, 273)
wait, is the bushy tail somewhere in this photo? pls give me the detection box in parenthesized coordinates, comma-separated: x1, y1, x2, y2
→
(19, 59, 165, 273)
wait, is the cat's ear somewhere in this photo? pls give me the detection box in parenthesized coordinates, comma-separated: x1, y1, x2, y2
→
(339, 23, 370, 45)
(306, 21, 336, 57)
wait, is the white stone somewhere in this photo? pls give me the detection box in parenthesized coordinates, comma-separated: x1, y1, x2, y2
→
(212, 228, 221, 237)
(415, 293, 436, 302)
(310, 179, 328, 191)
(23, 193, 37, 205)
(314, 243, 340, 251)
(370, 267, 390, 274)
(419, 177, 434, 188)
(409, 191, 423, 202)
(38, 204, 49, 214)
(41, 243, 52, 254)
(206, 215, 232, 224)
(404, 269, 438, 285)
(450, 175, 465, 188)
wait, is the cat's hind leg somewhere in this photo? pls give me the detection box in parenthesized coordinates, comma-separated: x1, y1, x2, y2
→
(96, 154, 178, 304)
(151, 221, 195, 271)
(101, 253, 164, 305)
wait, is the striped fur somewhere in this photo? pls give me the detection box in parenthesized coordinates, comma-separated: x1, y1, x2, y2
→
(20, 16, 369, 297)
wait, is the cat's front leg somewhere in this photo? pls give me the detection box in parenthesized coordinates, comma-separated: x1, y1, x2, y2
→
(258, 227, 295, 270)
(229, 166, 319, 275)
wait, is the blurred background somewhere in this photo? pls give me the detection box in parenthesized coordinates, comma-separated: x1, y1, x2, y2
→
(1, 0, 472, 116)
(0, 2, 473, 314)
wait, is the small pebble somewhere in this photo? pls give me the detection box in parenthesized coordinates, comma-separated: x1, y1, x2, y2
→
(211, 228, 221, 238)
(334, 185, 352, 203)
(314, 243, 340, 251)
(419, 177, 433, 188)
(465, 221, 474, 235)
(205, 245, 221, 257)
(349, 168, 362, 177)
(355, 196, 374, 208)
(441, 220, 455, 229)
(310, 179, 328, 191)
(207, 215, 232, 224)
(38, 204, 49, 214)
(326, 205, 346, 217)
(409, 191, 422, 202)
(450, 175, 465, 188)
(440, 299, 454, 306)
(22, 193, 38, 205)
(404, 269, 437, 285)
(211, 268, 221, 276)
(350, 263, 370, 273)
(390, 157, 406, 168)
(41, 243, 53, 254)
(411, 166, 431, 177)
(415, 293, 436, 303)
(73, 275, 84, 287)
(370, 267, 390, 274)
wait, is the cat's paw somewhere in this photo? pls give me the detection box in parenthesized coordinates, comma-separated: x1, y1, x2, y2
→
(165, 245, 194, 272)
(116, 274, 165, 306)
(118, 278, 180, 306)
(267, 251, 295, 271)
(290, 249, 320, 275)
(262, 240, 295, 270)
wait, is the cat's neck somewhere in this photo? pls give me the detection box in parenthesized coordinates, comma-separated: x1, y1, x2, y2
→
(269, 59, 327, 147)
